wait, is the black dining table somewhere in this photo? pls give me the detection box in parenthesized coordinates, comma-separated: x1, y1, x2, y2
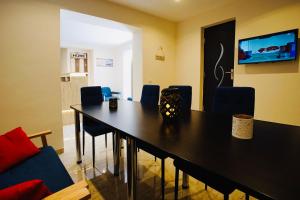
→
(71, 100, 300, 200)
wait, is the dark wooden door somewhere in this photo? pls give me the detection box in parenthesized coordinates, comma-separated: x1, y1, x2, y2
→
(203, 20, 235, 112)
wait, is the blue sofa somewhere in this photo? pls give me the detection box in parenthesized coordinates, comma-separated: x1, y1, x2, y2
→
(0, 131, 73, 193)
(0, 146, 73, 192)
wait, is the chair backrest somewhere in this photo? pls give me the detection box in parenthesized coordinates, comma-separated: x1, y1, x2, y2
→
(212, 87, 255, 116)
(102, 87, 112, 100)
(169, 85, 192, 111)
(81, 86, 103, 106)
(140, 85, 160, 107)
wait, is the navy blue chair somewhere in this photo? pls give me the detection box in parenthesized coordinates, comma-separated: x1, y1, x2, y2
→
(140, 85, 160, 107)
(213, 87, 255, 116)
(174, 86, 255, 200)
(81, 86, 113, 167)
(174, 159, 235, 200)
(137, 85, 168, 198)
(169, 85, 192, 111)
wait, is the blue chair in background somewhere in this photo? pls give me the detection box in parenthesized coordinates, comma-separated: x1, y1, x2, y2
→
(169, 85, 192, 111)
(212, 87, 255, 116)
(102, 87, 121, 101)
(81, 86, 113, 167)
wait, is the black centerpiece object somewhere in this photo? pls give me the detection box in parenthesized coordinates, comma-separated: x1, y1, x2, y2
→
(160, 88, 182, 121)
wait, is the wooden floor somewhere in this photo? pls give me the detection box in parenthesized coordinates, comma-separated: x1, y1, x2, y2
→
(60, 125, 254, 200)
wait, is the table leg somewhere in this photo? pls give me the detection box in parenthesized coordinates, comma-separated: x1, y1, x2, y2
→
(127, 137, 137, 200)
(74, 110, 82, 164)
(113, 130, 120, 176)
(182, 172, 189, 188)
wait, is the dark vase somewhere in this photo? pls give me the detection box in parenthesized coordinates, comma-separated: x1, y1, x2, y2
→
(160, 88, 182, 121)
(109, 97, 118, 110)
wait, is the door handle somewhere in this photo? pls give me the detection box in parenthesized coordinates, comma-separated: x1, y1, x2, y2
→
(225, 69, 234, 80)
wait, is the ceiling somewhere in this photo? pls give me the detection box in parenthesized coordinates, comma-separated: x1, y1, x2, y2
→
(60, 9, 133, 48)
(107, 0, 237, 22)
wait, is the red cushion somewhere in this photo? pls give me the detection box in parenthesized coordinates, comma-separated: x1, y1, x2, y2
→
(0, 127, 40, 173)
(0, 179, 52, 200)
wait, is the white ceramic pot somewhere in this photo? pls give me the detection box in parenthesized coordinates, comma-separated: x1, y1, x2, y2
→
(232, 114, 254, 139)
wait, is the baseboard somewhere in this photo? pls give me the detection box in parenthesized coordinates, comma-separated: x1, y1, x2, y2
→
(56, 148, 64, 154)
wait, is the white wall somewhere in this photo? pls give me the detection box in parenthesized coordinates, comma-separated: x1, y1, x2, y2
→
(90, 42, 134, 100)
(92, 46, 123, 93)
(121, 43, 133, 100)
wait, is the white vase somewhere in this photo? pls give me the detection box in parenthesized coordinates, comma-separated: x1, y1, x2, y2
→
(232, 114, 254, 139)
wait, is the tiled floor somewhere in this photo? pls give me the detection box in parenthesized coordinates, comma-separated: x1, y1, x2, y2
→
(60, 124, 253, 200)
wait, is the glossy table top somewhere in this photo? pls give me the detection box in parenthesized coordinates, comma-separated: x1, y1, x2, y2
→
(71, 100, 300, 200)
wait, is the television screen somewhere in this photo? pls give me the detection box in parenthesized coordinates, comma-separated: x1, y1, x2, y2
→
(238, 29, 298, 64)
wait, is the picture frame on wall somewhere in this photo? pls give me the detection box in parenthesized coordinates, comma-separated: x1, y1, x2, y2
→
(96, 58, 114, 67)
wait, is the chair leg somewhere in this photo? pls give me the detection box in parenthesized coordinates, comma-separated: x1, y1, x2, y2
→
(161, 159, 165, 200)
(205, 184, 207, 190)
(92, 136, 95, 168)
(120, 138, 123, 157)
(245, 194, 250, 200)
(136, 149, 139, 179)
(155, 156, 157, 162)
(112, 132, 115, 152)
(105, 133, 107, 148)
(174, 167, 179, 200)
(224, 194, 229, 200)
(82, 130, 85, 155)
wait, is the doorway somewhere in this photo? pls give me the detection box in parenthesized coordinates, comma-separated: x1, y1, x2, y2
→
(202, 20, 236, 112)
(60, 9, 142, 124)
(59, 10, 143, 163)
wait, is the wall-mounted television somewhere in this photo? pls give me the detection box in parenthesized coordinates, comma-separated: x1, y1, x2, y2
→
(238, 29, 298, 64)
